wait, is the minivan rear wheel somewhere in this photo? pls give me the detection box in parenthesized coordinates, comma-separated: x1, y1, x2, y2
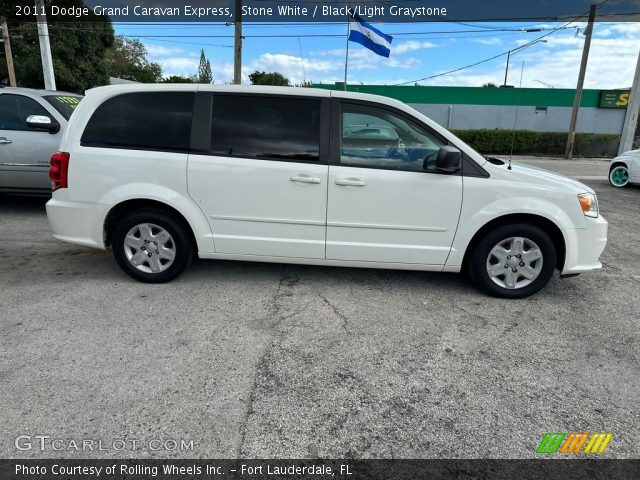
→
(468, 224, 556, 299)
(112, 209, 192, 283)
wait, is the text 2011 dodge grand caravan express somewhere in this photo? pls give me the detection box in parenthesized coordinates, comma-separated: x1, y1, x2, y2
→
(46, 85, 608, 298)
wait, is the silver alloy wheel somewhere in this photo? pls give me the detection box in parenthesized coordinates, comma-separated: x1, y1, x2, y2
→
(123, 223, 176, 274)
(486, 236, 543, 290)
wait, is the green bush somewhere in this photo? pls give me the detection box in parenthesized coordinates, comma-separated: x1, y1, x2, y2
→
(451, 129, 620, 157)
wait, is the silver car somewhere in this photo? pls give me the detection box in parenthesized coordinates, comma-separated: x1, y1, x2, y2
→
(0, 87, 82, 194)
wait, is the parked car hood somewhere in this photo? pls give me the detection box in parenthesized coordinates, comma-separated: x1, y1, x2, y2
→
(615, 149, 640, 160)
(490, 161, 596, 195)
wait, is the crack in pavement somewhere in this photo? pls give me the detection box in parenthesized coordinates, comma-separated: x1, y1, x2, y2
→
(237, 265, 312, 457)
(319, 293, 349, 333)
(237, 265, 287, 457)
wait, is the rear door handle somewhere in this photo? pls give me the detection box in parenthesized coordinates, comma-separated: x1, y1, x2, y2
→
(0, 137, 12, 145)
(335, 178, 366, 187)
(290, 175, 321, 184)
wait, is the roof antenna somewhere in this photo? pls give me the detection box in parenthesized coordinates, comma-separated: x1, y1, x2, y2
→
(508, 60, 525, 171)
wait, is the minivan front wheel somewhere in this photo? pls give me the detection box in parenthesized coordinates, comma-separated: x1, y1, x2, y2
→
(112, 210, 192, 283)
(469, 224, 556, 298)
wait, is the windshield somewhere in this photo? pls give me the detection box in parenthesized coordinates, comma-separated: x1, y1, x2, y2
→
(42, 95, 82, 120)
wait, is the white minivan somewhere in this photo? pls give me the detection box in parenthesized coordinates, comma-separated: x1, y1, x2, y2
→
(46, 84, 608, 298)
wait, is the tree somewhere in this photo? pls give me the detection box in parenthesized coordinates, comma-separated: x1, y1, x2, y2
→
(197, 49, 212, 84)
(0, 0, 114, 92)
(162, 75, 196, 83)
(249, 71, 290, 86)
(105, 37, 162, 83)
(483, 82, 498, 88)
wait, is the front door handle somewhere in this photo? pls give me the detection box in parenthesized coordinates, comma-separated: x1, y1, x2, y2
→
(335, 178, 366, 187)
(0, 137, 12, 145)
(290, 175, 321, 184)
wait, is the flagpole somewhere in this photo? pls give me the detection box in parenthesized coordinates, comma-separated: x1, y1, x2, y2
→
(343, 12, 350, 91)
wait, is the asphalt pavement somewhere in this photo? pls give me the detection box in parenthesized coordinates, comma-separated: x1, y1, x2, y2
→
(0, 158, 638, 459)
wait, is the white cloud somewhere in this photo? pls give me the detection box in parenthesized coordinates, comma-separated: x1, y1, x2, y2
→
(425, 27, 640, 89)
(147, 22, 640, 88)
(392, 41, 438, 54)
(145, 44, 186, 57)
(157, 57, 199, 77)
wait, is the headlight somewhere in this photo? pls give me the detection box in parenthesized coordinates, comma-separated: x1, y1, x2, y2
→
(578, 193, 599, 218)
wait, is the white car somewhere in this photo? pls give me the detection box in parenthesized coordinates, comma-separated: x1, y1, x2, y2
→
(46, 84, 608, 298)
(609, 149, 639, 188)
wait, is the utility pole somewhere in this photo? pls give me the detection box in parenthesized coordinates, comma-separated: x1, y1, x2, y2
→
(618, 50, 640, 154)
(565, 3, 596, 159)
(35, 0, 56, 90)
(233, 0, 242, 84)
(1, 16, 17, 87)
(503, 50, 511, 87)
(503, 40, 546, 87)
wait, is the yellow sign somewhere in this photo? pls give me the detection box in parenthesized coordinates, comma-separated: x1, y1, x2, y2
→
(600, 90, 630, 108)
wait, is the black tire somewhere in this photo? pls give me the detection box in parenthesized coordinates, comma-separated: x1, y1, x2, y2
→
(112, 209, 192, 283)
(468, 223, 557, 299)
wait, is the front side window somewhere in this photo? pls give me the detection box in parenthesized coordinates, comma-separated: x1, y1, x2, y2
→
(81, 92, 194, 152)
(341, 103, 445, 172)
(0, 94, 50, 131)
(210, 95, 321, 162)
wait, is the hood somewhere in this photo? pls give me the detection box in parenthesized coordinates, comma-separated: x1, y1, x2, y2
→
(490, 161, 596, 195)
(616, 149, 640, 159)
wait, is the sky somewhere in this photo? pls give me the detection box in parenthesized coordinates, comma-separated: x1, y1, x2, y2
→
(114, 21, 640, 89)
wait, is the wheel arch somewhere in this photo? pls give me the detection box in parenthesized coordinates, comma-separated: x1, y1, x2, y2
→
(461, 213, 566, 273)
(609, 161, 628, 171)
(104, 199, 199, 254)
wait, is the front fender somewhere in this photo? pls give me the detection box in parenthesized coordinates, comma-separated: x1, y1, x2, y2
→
(446, 196, 579, 268)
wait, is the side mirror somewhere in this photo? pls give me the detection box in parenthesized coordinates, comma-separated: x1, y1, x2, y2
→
(435, 146, 462, 173)
(26, 115, 60, 134)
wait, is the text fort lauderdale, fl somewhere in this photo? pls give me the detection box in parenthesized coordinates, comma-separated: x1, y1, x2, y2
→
(16, 463, 352, 476)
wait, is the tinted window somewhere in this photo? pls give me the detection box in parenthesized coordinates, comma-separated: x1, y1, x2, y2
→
(81, 92, 194, 152)
(0, 94, 50, 131)
(341, 103, 445, 172)
(43, 95, 82, 120)
(210, 95, 320, 162)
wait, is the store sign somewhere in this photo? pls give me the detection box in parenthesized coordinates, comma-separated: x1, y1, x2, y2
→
(600, 90, 630, 108)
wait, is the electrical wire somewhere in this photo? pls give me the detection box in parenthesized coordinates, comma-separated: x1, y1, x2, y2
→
(391, 0, 612, 86)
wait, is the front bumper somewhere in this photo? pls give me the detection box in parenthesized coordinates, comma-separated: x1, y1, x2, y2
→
(46, 192, 106, 249)
(561, 214, 608, 275)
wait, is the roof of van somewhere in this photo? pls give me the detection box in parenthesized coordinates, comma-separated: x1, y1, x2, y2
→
(84, 83, 407, 109)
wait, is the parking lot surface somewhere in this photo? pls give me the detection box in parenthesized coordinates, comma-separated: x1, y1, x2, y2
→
(1, 158, 638, 459)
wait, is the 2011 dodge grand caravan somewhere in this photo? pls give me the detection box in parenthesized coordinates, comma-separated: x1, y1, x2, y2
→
(46, 84, 608, 298)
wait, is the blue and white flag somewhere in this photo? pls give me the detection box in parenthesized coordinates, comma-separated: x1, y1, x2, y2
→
(348, 12, 393, 58)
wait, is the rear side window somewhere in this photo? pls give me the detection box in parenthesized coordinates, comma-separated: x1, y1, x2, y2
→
(210, 95, 321, 162)
(81, 92, 194, 152)
(43, 95, 82, 120)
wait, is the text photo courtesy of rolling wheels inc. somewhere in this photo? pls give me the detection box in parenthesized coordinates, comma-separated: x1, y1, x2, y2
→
(1, 0, 640, 479)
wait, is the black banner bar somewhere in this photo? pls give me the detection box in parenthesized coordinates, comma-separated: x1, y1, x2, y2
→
(2, 459, 640, 480)
(3, 0, 640, 23)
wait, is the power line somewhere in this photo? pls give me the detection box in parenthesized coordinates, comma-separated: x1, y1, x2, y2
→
(39, 23, 579, 39)
(390, 2, 612, 86)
